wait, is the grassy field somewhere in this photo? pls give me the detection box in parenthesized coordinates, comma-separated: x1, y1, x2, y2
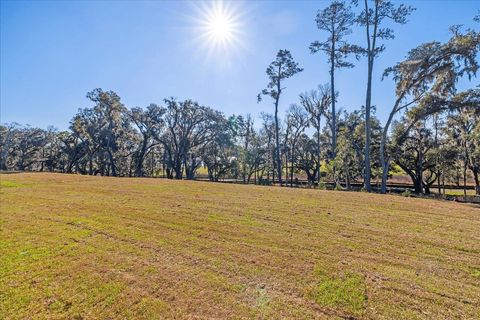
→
(1, 173, 479, 319)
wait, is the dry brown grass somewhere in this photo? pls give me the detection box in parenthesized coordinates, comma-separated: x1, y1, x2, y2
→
(1, 172, 479, 319)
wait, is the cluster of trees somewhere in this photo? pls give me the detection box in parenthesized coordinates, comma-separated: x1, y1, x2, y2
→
(1, 1, 479, 197)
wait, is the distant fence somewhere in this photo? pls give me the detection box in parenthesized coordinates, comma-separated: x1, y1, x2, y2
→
(2, 170, 478, 204)
(189, 176, 475, 191)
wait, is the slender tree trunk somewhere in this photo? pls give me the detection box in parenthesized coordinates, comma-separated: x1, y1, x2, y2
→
(290, 141, 295, 187)
(434, 115, 441, 196)
(271, 148, 276, 184)
(363, 0, 376, 193)
(441, 173, 445, 196)
(417, 132, 424, 194)
(284, 148, 289, 187)
(345, 161, 351, 190)
(364, 56, 373, 192)
(381, 159, 390, 194)
(242, 122, 250, 184)
(316, 125, 321, 185)
(463, 149, 468, 200)
(274, 97, 282, 186)
(380, 106, 397, 194)
(330, 42, 338, 187)
(380, 135, 388, 194)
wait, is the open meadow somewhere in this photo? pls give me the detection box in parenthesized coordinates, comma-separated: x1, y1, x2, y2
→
(1, 173, 479, 319)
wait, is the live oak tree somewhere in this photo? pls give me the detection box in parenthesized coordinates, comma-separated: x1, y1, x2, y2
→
(159, 98, 225, 180)
(70, 108, 102, 175)
(58, 130, 83, 174)
(390, 118, 437, 194)
(233, 114, 255, 183)
(299, 84, 331, 184)
(444, 90, 480, 196)
(335, 110, 364, 190)
(85, 89, 128, 177)
(258, 50, 303, 186)
(13, 126, 45, 171)
(354, 0, 415, 191)
(129, 104, 165, 177)
(295, 134, 320, 185)
(0, 123, 19, 171)
(285, 104, 309, 187)
(260, 112, 276, 184)
(202, 122, 237, 182)
(380, 27, 480, 193)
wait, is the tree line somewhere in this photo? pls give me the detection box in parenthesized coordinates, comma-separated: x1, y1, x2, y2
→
(1, 1, 479, 196)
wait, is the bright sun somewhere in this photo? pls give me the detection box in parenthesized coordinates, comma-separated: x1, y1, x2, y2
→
(196, 1, 243, 54)
(207, 9, 233, 41)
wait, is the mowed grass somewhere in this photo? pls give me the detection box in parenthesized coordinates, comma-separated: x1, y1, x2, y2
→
(1, 173, 479, 319)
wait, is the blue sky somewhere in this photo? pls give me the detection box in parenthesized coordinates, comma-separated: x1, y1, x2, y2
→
(1, 0, 479, 130)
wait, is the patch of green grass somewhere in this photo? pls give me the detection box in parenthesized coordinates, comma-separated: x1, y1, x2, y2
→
(471, 268, 480, 279)
(255, 286, 270, 311)
(239, 212, 262, 227)
(0, 180, 22, 188)
(312, 266, 367, 316)
(455, 246, 479, 254)
(94, 281, 125, 306)
(135, 297, 169, 316)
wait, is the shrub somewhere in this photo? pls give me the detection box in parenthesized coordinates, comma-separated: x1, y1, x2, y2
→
(402, 189, 412, 197)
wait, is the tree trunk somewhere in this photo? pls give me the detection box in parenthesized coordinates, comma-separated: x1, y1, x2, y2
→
(330, 44, 338, 187)
(404, 169, 422, 194)
(271, 149, 276, 185)
(363, 0, 376, 193)
(380, 106, 397, 194)
(174, 157, 182, 179)
(364, 55, 373, 192)
(424, 184, 431, 195)
(274, 98, 282, 186)
(88, 154, 94, 175)
(417, 142, 424, 194)
(284, 148, 289, 187)
(107, 150, 116, 177)
(316, 125, 321, 185)
(290, 141, 295, 187)
(473, 169, 480, 196)
(135, 137, 148, 177)
(434, 115, 441, 195)
(413, 176, 422, 194)
(380, 136, 388, 194)
(381, 159, 390, 194)
(463, 153, 467, 200)
(442, 173, 445, 196)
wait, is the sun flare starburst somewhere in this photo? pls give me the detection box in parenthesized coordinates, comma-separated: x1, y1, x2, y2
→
(194, 1, 244, 56)
(206, 8, 234, 41)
